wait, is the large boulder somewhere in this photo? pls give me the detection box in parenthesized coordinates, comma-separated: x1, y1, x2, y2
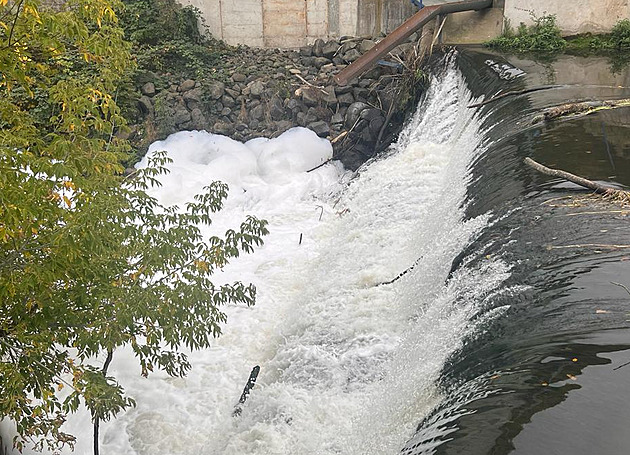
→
(173, 107, 191, 126)
(345, 101, 368, 129)
(213, 121, 234, 136)
(137, 95, 154, 117)
(248, 80, 265, 98)
(269, 96, 285, 121)
(359, 39, 376, 53)
(343, 49, 362, 63)
(141, 82, 156, 97)
(313, 38, 325, 57)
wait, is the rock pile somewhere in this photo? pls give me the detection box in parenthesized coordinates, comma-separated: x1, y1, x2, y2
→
(132, 35, 419, 170)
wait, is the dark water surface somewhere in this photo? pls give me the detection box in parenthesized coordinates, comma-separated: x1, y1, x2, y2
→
(403, 49, 630, 455)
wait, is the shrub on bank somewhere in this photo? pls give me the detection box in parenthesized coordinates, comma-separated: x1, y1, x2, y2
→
(486, 15, 630, 73)
(487, 14, 566, 52)
(119, 0, 229, 79)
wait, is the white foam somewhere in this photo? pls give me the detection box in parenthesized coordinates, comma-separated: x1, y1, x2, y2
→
(24, 60, 511, 455)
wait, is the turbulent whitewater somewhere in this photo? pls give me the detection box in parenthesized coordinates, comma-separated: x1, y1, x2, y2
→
(19, 57, 515, 455)
(11, 47, 630, 455)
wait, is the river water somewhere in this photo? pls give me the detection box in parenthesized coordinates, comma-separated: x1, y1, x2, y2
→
(402, 48, 630, 455)
(10, 49, 630, 455)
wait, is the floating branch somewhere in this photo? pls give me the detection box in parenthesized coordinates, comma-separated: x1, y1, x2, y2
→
(547, 244, 630, 250)
(531, 99, 630, 124)
(307, 158, 334, 173)
(378, 255, 423, 286)
(233, 365, 260, 417)
(611, 281, 630, 297)
(524, 157, 630, 202)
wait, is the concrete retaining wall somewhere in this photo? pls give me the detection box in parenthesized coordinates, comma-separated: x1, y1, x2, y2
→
(179, 0, 414, 47)
(504, 0, 630, 35)
(181, 0, 630, 48)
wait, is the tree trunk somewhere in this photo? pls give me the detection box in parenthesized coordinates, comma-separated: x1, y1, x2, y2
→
(93, 349, 114, 455)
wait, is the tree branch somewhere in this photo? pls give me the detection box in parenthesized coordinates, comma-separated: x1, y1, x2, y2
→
(524, 157, 630, 201)
(7, 0, 25, 48)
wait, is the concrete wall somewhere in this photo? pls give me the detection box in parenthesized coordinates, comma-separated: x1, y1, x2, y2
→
(504, 0, 630, 35)
(179, 0, 414, 47)
(442, 8, 504, 44)
(181, 0, 630, 48)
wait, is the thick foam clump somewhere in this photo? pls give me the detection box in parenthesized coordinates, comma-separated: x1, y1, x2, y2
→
(136, 127, 334, 208)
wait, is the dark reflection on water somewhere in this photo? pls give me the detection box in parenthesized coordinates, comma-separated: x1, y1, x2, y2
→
(403, 49, 630, 455)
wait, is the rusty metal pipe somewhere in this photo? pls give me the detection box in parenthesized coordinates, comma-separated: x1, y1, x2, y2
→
(333, 0, 493, 85)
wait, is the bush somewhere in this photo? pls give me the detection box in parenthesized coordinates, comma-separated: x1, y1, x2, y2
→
(120, 0, 202, 45)
(610, 19, 630, 50)
(487, 14, 566, 52)
(119, 0, 228, 79)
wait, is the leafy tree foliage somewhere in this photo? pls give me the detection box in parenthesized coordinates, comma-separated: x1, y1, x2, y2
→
(0, 0, 267, 452)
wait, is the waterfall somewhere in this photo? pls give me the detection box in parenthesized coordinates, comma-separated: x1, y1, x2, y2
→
(53, 54, 504, 455)
(19, 49, 630, 455)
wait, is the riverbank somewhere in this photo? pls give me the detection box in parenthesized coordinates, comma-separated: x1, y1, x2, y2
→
(485, 15, 630, 71)
(126, 34, 428, 171)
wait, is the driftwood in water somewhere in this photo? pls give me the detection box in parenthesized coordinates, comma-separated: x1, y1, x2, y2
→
(524, 158, 630, 201)
(233, 365, 260, 417)
(531, 99, 630, 124)
(378, 256, 423, 286)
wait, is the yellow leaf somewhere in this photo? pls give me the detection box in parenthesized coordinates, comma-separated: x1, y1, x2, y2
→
(57, 383, 64, 391)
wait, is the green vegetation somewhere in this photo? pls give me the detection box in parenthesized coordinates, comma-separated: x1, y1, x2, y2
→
(486, 15, 630, 72)
(0, 1, 266, 453)
(486, 14, 566, 52)
(116, 0, 233, 153)
(120, 0, 229, 79)
(563, 20, 630, 71)
(565, 19, 630, 52)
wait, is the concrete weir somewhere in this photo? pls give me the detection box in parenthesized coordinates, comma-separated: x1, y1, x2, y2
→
(180, 0, 629, 48)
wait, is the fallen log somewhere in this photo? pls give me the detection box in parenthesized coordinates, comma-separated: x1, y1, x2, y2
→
(531, 99, 630, 124)
(524, 157, 630, 201)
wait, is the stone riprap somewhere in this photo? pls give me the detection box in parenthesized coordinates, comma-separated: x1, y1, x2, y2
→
(130, 35, 420, 170)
